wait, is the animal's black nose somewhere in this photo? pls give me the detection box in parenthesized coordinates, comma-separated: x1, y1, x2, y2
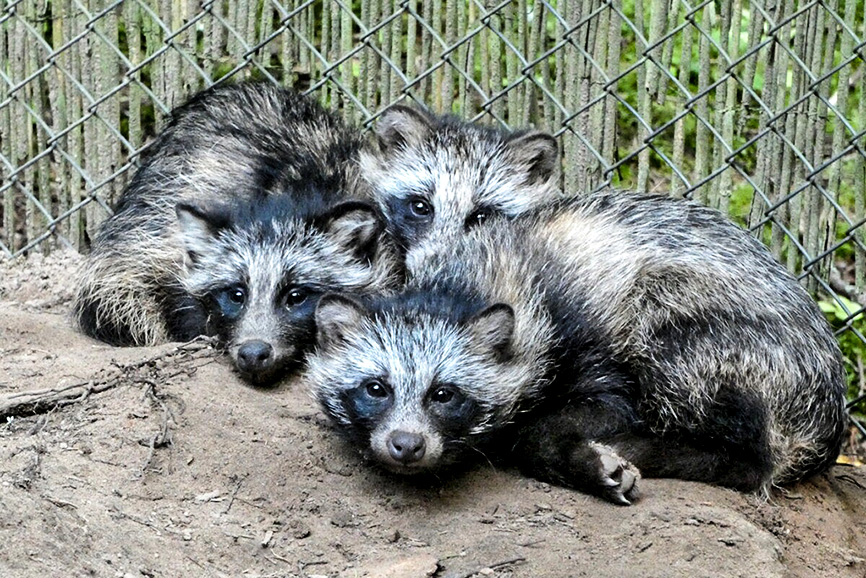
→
(236, 340, 274, 374)
(387, 430, 426, 464)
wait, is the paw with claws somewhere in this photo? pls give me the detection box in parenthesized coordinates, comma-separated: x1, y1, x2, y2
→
(589, 442, 641, 505)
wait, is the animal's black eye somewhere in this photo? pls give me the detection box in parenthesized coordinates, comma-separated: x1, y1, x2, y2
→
(431, 386, 455, 404)
(228, 287, 246, 304)
(407, 197, 433, 218)
(283, 287, 308, 309)
(466, 207, 492, 228)
(365, 379, 389, 399)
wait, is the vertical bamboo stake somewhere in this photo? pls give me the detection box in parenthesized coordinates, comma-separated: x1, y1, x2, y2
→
(406, 0, 418, 106)
(341, 0, 354, 111)
(769, 0, 793, 263)
(68, 0, 86, 250)
(0, 9, 11, 252)
(857, 65, 866, 291)
(800, 3, 826, 290)
(125, 1, 142, 162)
(32, 1, 52, 252)
(364, 0, 380, 111)
(419, 0, 432, 102)
(672, 0, 691, 198)
(441, 0, 455, 112)
(562, 0, 579, 193)
(716, 0, 741, 216)
(602, 1, 621, 189)
(50, 0, 70, 244)
(390, 0, 404, 105)
(457, 0, 469, 113)
(12, 8, 29, 251)
(693, 2, 712, 205)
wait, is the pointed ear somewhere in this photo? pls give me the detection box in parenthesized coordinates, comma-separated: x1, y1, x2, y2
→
(175, 202, 231, 262)
(375, 105, 433, 154)
(319, 201, 383, 258)
(467, 303, 515, 361)
(505, 130, 559, 186)
(315, 294, 367, 351)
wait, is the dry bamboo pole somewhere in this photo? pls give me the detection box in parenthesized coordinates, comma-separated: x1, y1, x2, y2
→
(854, 5, 866, 291)
(738, 0, 763, 136)
(578, 0, 597, 193)
(379, 0, 393, 108)
(516, 0, 529, 126)
(47, 2, 71, 240)
(671, 0, 691, 198)
(96, 4, 120, 215)
(457, 0, 469, 113)
(28, 1, 51, 252)
(747, 1, 770, 231)
(552, 0, 565, 170)
(539, 2, 555, 131)
(431, 0, 443, 111)
(81, 2, 100, 244)
(633, 0, 646, 192)
(341, 0, 355, 112)
(280, 3, 294, 86)
(359, 0, 372, 111)
(857, 65, 866, 291)
(406, 0, 418, 105)
(800, 3, 827, 290)
(67, 0, 86, 250)
(419, 0, 432, 102)
(784, 0, 809, 275)
(810, 0, 841, 287)
(364, 0, 379, 111)
(244, 0, 258, 77)
(390, 0, 404, 104)
(693, 2, 712, 205)
(488, 3, 505, 120)
(441, 0, 455, 111)
(562, 0, 579, 193)
(320, 0, 332, 106)
(0, 9, 11, 252)
(768, 0, 793, 263)
(637, 0, 667, 193)
(715, 0, 741, 216)
(527, 0, 544, 127)
(166, 0, 182, 106)
(708, 0, 730, 209)
(296, 0, 309, 75)
(10, 10, 27, 252)
(656, 0, 679, 107)
(602, 1, 621, 188)
(823, 0, 851, 287)
(589, 0, 608, 187)
(502, 0, 524, 127)
(124, 2, 143, 159)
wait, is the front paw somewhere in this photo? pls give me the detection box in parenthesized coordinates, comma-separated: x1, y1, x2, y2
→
(589, 442, 641, 505)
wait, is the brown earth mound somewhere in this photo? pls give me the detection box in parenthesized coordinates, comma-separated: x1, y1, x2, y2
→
(1, 251, 864, 578)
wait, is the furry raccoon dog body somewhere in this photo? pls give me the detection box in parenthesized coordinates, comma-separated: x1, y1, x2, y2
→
(175, 191, 400, 383)
(359, 106, 560, 269)
(308, 191, 847, 503)
(74, 82, 399, 382)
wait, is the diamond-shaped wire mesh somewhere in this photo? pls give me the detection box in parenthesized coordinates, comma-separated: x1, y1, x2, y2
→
(1, 0, 865, 441)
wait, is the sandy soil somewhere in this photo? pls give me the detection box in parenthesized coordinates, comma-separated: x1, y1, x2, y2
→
(1, 250, 865, 578)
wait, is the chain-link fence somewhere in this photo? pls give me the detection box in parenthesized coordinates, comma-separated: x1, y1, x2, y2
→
(1, 0, 865, 443)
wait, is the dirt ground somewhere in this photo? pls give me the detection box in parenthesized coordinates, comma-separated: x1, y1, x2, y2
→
(1, 251, 865, 578)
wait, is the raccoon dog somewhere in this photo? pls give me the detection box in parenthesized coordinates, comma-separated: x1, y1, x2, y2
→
(74, 82, 399, 383)
(359, 105, 560, 269)
(306, 192, 847, 504)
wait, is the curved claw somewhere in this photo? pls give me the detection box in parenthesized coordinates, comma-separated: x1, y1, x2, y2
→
(594, 443, 641, 506)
